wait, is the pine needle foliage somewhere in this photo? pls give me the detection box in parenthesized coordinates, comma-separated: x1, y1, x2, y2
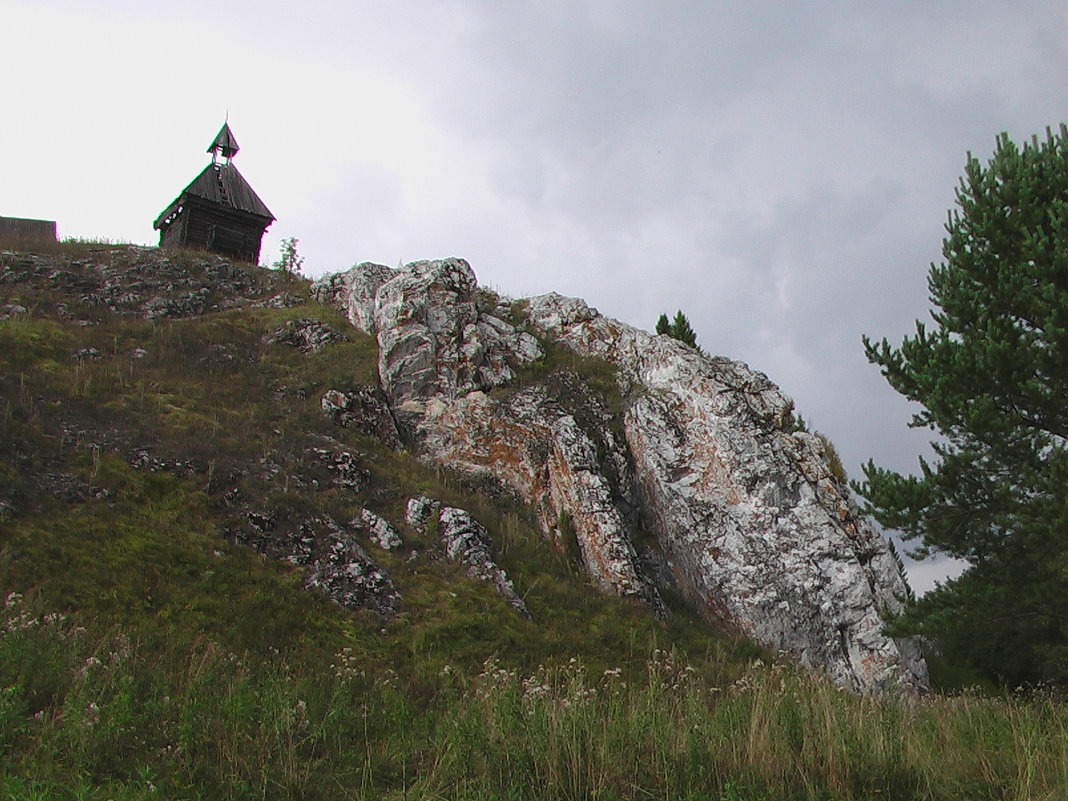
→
(858, 127, 1068, 686)
(655, 309, 699, 349)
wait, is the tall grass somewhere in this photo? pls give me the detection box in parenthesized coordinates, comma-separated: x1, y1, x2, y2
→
(2, 595, 1066, 801)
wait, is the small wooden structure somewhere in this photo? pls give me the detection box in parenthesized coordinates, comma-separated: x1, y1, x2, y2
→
(154, 123, 275, 263)
(0, 215, 57, 243)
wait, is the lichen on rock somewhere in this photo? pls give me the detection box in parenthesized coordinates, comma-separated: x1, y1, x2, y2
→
(265, 317, 342, 353)
(233, 512, 401, 619)
(353, 507, 403, 550)
(321, 386, 402, 448)
(302, 525, 401, 618)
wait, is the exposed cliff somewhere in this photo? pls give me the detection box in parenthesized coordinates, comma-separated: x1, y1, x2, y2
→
(314, 257, 927, 693)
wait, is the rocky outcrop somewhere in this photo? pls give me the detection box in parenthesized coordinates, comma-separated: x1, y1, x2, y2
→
(321, 387, 401, 448)
(314, 259, 665, 615)
(0, 302, 27, 319)
(406, 496, 529, 617)
(353, 507, 403, 550)
(265, 318, 342, 353)
(310, 447, 368, 491)
(302, 525, 401, 618)
(369, 259, 542, 424)
(234, 511, 401, 619)
(0, 247, 293, 321)
(310, 261, 395, 333)
(314, 258, 927, 693)
(523, 292, 927, 692)
(416, 383, 665, 613)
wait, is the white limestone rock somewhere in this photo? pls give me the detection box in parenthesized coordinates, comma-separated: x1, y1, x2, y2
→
(522, 291, 927, 693)
(315, 259, 927, 692)
(310, 261, 395, 333)
(336, 258, 662, 612)
(372, 259, 542, 416)
(406, 496, 530, 617)
(317, 258, 542, 416)
(354, 507, 403, 550)
(418, 384, 665, 613)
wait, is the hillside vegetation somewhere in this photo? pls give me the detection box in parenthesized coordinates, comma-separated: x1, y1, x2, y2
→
(1, 241, 1066, 800)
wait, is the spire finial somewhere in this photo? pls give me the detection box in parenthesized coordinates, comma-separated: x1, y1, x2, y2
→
(208, 121, 239, 164)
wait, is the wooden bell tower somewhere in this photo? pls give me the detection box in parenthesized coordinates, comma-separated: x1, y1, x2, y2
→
(154, 123, 275, 263)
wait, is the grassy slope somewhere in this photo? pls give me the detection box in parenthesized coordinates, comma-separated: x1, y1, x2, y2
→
(0, 242, 1065, 800)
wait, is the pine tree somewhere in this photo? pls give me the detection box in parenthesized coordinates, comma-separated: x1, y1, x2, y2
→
(886, 539, 916, 604)
(654, 310, 699, 349)
(670, 311, 698, 348)
(859, 127, 1068, 686)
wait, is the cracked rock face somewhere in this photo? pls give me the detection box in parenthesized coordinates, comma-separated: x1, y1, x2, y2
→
(353, 507, 403, 550)
(311, 261, 395, 333)
(317, 259, 927, 693)
(319, 259, 662, 614)
(522, 292, 927, 693)
(370, 259, 542, 424)
(418, 384, 665, 613)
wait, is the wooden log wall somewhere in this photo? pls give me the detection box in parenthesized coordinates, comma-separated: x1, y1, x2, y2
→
(0, 216, 57, 242)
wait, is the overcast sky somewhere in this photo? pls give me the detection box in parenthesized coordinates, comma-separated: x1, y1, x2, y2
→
(5, 0, 1067, 592)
